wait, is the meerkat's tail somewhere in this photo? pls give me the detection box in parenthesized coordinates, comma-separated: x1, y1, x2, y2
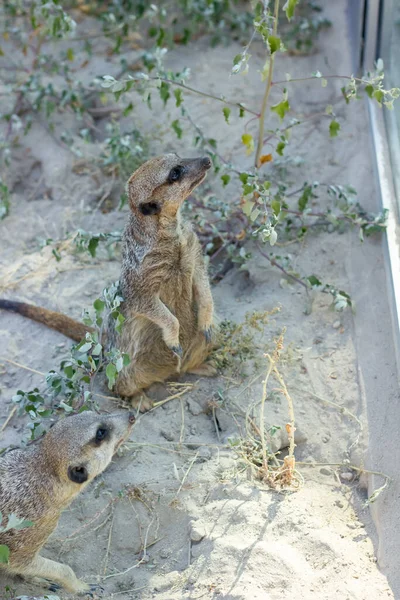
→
(0, 299, 93, 342)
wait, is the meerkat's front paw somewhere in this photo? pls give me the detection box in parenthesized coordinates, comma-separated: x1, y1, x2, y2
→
(83, 583, 105, 597)
(48, 581, 62, 592)
(169, 343, 183, 357)
(130, 392, 153, 412)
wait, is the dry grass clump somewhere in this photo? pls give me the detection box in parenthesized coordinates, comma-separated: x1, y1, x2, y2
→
(211, 308, 281, 374)
(232, 328, 302, 491)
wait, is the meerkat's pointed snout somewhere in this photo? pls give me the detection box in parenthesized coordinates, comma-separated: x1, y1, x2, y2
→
(201, 156, 212, 170)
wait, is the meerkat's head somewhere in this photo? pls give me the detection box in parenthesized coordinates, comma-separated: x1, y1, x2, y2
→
(40, 411, 135, 488)
(127, 153, 211, 218)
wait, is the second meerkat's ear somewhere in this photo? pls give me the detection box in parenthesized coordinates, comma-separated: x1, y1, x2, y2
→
(139, 201, 161, 216)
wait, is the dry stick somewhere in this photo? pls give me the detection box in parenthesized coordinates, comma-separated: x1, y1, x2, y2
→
(151, 386, 192, 409)
(0, 405, 17, 434)
(211, 406, 221, 443)
(0, 357, 45, 376)
(179, 397, 185, 445)
(274, 366, 296, 467)
(103, 517, 154, 580)
(102, 507, 115, 577)
(260, 355, 274, 470)
(174, 452, 199, 498)
(295, 461, 391, 504)
(255, 0, 280, 167)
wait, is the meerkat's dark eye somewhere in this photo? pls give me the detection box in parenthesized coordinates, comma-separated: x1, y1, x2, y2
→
(167, 165, 184, 184)
(95, 427, 109, 443)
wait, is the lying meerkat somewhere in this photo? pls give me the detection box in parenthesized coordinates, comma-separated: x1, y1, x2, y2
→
(0, 154, 216, 409)
(0, 410, 135, 595)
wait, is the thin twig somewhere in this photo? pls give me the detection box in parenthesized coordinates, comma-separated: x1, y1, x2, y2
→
(102, 507, 115, 576)
(103, 517, 154, 580)
(260, 355, 274, 469)
(0, 357, 45, 376)
(152, 385, 192, 409)
(256, 244, 308, 289)
(100, 75, 259, 116)
(174, 453, 199, 498)
(0, 406, 17, 434)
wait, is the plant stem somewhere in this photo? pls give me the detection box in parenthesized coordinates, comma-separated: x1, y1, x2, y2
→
(271, 74, 368, 86)
(256, 243, 308, 289)
(255, 0, 280, 168)
(260, 354, 274, 470)
(274, 366, 295, 461)
(101, 75, 260, 116)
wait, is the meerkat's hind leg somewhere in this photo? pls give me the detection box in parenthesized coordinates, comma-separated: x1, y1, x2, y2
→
(186, 363, 217, 377)
(18, 554, 91, 595)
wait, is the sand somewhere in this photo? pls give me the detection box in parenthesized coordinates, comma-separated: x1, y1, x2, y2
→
(0, 1, 396, 598)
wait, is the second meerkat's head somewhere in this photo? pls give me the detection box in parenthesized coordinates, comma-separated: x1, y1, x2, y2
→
(40, 410, 135, 490)
(127, 154, 212, 218)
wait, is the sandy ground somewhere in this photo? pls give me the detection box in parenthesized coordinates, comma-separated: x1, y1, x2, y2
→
(0, 1, 396, 599)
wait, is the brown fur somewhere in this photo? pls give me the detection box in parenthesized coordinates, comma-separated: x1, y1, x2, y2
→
(0, 154, 216, 408)
(0, 299, 92, 342)
(0, 410, 135, 594)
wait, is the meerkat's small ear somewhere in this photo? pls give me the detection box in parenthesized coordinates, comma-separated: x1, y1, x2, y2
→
(68, 465, 89, 484)
(139, 201, 161, 216)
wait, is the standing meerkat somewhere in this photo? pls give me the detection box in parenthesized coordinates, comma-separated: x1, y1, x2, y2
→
(0, 410, 135, 595)
(0, 154, 216, 409)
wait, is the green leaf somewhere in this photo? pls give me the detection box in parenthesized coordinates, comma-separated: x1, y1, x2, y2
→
(242, 199, 255, 217)
(283, 0, 298, 20)
(373, 89, 384, 105)
(115, 313, 125, 334)
(88, 237, 99, 258)
(222, 107, 231, 124)
(241, 133, 254, 155)
(123, 102, 134, 117)
(159, 82, 170, 106)
(329, 120, 340, 137)
(298, 185, 312, 211)
(122, 353, 130, 367)
(0, 545, 9, 564)
(268, 35, 281, 54)
(271, 99, 290, 121)
(271, 199, 281, 217)
(4, 513, 33, 532)
(77, 342, 92, 353)
(66, 48, 74, 61)
(221, 174, 230, 186)
(171, 119, 183, 139)
(93, 299, 105, 313)
(239, 173, 250, 184)
(307, 275, 322, 287)
(174, 89, 183, 107)
(276, 141, 286, 156)
(269, 229, 278, 246)
(239, 107, 245, 118)
(106, 363, 117, 389)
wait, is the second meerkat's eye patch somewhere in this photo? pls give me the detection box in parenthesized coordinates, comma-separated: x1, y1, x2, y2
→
(139, 202, 161, 216)
(167, 165, 184, 183)
(94, 425, 110, 445)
